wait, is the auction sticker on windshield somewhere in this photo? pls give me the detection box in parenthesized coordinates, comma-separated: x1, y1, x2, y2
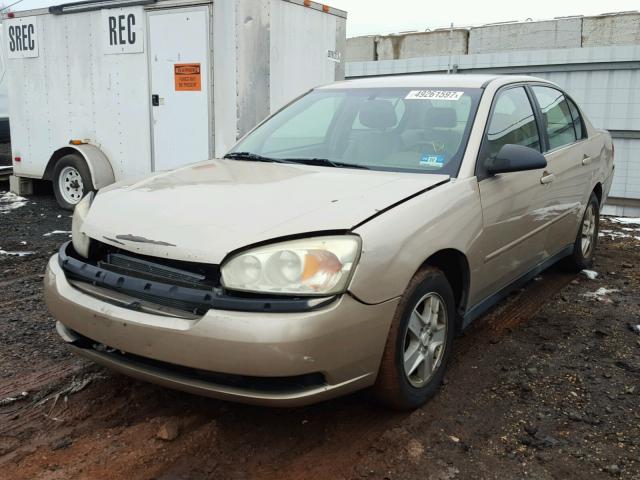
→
(406, 90, 463, 101)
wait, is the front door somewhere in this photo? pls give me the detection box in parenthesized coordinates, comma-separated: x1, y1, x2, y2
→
(472, 86, 551, 304)
(148, 7, 211, 171)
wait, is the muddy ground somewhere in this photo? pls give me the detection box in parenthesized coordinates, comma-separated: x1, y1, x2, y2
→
(0, 183, 639, 480)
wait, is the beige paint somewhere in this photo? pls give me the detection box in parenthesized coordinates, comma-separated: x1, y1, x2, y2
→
(349, 75, 613, 307)
(84, 160, 449, 264)
(44, 74, 614, 405)
(45, 257, 399, 406)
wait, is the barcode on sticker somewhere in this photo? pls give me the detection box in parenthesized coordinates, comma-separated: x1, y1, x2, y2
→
(406, 90, 464, 101)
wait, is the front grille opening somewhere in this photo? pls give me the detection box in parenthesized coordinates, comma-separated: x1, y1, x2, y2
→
(60, 240, 222, 315)
(98, 253, 212, 290)
(88, 240, 221, 288)
(71, 329, 327, 394)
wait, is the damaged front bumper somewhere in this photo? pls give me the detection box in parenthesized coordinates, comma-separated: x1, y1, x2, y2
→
(57, 241, 336, 315)
(44, 253, 399, 406)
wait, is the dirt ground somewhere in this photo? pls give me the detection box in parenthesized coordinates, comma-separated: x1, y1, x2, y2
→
(1, 183, 639, 480)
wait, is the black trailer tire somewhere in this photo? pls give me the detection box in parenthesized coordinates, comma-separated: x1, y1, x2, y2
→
(52, 154, 95, 210)
(372, 267, 456, 410)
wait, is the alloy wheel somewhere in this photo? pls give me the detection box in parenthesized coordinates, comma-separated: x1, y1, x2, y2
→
(402, 292, 448, 387)
(581, 203, 596, 258)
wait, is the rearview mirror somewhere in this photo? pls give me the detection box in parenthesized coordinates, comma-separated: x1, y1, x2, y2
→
(484, 144, 547, 175)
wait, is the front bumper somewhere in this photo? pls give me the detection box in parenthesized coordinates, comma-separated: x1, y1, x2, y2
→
(44, 255, 399, 406)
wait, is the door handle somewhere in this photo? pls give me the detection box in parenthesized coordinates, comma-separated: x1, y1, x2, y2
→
(151, 94, 160, 107)
(582, 155, 592, 166)
(540, 172, 555, 184)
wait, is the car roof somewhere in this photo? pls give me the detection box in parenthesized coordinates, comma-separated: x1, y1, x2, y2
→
(319, 74, 553, 90)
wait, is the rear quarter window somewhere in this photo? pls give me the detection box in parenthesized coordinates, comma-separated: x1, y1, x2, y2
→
(566, 97, 587, 140)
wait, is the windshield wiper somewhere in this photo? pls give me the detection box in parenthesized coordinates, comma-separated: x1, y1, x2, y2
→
(225, 153, 369, 170)
(283, 158, 370, 170)
(224, 152, 293, 164)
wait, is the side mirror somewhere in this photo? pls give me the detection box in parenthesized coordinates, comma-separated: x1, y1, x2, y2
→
(484, 144, 547, 175)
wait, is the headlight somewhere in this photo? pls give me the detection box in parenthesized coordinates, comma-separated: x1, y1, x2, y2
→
(71, 191, 94, 258)
(221, 236, 361, 296)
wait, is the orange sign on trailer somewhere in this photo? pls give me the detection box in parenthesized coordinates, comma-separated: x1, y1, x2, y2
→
(174, 63, 201, 91)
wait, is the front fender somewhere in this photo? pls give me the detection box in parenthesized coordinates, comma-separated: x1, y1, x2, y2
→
(349, 178, 482, 305)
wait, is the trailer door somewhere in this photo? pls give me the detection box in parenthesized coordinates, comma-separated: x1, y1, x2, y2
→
(148, 7, 211, 171)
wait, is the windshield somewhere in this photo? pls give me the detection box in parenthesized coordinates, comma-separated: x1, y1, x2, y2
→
(229, 87, 483, 176)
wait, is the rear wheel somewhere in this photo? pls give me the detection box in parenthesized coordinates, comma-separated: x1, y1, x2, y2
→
(52, 154, 94, 210)
(372, 267, 456, 410)
(561, 192, 600, 272)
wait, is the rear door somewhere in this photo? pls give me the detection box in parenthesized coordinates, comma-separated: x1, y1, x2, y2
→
(529, 85, 593, 252)
(148, 7, 211, 171)
(473, 86, 551, 302)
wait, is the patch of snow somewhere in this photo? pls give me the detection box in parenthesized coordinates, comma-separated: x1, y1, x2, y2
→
(581, 270, 598, 280)
(43, 230, 72, 237)
(582, 287, 619, 300)
(0, 249, 34, 257)
(610, 217, 640, 225)
(0, 391, 28, 406)
(598, 229, 627, 239)
(0, 192, 28, 213)
(19, 241, 27, 245)
(598, 229, 640, 241)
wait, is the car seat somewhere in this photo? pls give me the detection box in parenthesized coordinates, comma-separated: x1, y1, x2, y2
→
(342, 99, 400, 166)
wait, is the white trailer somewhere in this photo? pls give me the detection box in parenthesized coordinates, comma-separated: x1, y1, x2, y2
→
(5, 0, 346, 208)
(0, 25, 9, 142)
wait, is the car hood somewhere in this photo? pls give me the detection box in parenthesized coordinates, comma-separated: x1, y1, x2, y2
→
(83, 159, 449, 264)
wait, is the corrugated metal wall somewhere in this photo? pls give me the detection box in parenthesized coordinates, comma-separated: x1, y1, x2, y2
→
(346, 45, 640, 216)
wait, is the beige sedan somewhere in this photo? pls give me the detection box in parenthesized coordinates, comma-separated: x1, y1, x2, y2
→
(44, 75, 614, 409)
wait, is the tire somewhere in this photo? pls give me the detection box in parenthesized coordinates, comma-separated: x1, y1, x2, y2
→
(372, 267, 456, 410)
(561, 192, 600, 272)
(52, 154, 95, 210)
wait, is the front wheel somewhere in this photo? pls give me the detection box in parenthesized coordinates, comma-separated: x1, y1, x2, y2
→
(372, 267, 456, 410)
(52, 154, 94, 210)
(561, 192, 600, 272)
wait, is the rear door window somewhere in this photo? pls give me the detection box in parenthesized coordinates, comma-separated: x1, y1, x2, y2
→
(532, 86, 577, 150)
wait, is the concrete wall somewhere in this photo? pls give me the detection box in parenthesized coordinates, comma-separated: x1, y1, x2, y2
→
(345, 11, 640, 212)
(345, 35, 376, 62)
(346, 11, 640, 61)
(468, 18, 582, 53)
(376, 29, 468, 60)
(582, 12, 640, 47)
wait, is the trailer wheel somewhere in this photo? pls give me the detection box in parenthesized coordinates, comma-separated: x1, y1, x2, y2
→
(52, 154, 95, 210)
